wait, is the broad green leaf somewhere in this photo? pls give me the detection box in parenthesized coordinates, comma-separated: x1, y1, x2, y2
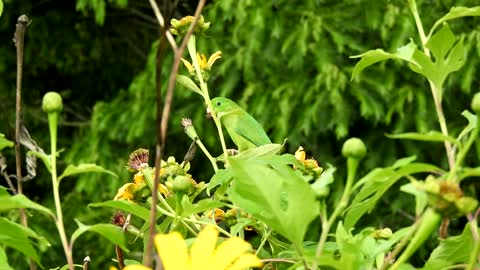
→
(227, 157, 319, 249)
(426, 24, 456, 62)
(176, 75, 203, 96)
(344, 163, 443, 230)
(28, 150, 52, 173)
(58, 163, 117, 182)
(0, 134, 13, 151)
(0, 217, 47, 266)
(350, 41, 419, 80)
(0, 194, 55, 218)
(423, 223, 474, 269)
(429, 6, 480, 38)
(181, 198, 225, 218)
(207, 168, 233, 195)
(71, 220, 128, 251)
(386, 131, 457, 144)
(89, 200, 150, 221)
(232, 143, 285, 159)
(0, 246, 14, 270)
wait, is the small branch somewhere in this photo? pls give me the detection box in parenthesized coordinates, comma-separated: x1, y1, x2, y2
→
(148, 0, 178, 51)
(82, 256, 90, 270)
(13, 14, 35, 270)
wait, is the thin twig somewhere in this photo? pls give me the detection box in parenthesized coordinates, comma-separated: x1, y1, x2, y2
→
(145, 0, 206, 267)
(13, 14, 36, 270)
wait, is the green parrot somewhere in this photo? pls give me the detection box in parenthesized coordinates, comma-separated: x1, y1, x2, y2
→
(207, 97, 271, 151)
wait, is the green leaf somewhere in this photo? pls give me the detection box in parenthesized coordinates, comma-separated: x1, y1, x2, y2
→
(344, 162, 443, 230)
(311, 165, 336, 197)
(0, 217, 47, 266)
(429, 6, 480, 38)
(424, 223, 474, 269)
(227, 156, 319, 249)
(28, 150, 52, 173)
(71, 220, 128, 251)
(180, 199, 225, 218)
(89, 200, 150, 221)
(232, 143, 285, 159)
(456, 110, 477, 142)
(0, 246, 14, 270)
(58, 163, 117, 182)
(350, 41, 419, 80)
(426, 24, 456, 62)
(385, 131, 457, 144)
(0, 194, 55, 218)
(458, 166, 480, 182)
(176, 75, 203, 96)
(207, 168, 233, 195)
(0, 134, 13, 151)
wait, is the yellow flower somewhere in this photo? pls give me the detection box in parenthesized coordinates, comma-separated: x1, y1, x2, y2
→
(115, 226, 262, 270)
(181, 51, 222, 74)
(114, 183, 136, 201)
(170, 15, 211, 36)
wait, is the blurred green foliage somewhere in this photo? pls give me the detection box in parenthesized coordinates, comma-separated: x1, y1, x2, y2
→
(1, 0, 479, 268)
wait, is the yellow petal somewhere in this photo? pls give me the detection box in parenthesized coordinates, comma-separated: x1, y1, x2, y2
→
(190, 226, 218, 269)
(181, 58, 194, 73)
(155, 232, 189, 270)
(114, 183, 135, 201)
(123, 265, 152, 270)
(226, 254, 263, 270)
(207, 51, 222, 69)
(295, 146, 306, 162)
(211, 238, 251, 269)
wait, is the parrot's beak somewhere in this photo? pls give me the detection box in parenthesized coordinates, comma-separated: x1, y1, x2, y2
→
(206, 106, 212, 118)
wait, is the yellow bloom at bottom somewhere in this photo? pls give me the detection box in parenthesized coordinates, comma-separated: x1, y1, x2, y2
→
(112, 226, 262, 270)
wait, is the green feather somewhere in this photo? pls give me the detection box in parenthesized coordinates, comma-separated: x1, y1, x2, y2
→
(210, 97, 271, 151)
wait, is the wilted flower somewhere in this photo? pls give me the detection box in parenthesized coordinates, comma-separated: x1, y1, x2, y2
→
(128, 148, 149, 171)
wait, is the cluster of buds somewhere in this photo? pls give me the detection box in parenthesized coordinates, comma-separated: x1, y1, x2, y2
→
(114, 149, 204, 202)
(170, 15, 210, 36)
(414, 175, 478, 217)
(294, 146, 323, 178)
(203, 208, 256, 230)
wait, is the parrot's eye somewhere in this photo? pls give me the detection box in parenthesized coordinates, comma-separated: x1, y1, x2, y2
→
(216, 101, 221, 106)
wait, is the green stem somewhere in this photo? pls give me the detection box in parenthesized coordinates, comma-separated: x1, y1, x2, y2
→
(48, 112, 74, 270)
(408, 0, 429, 56)
(466, 217, 479, 270)
(186, 36, 229, 163)
(195, 137, 218, 171)
(311, 158, 359, 270)
(447, 115, 480, 182)
(389, 208, 441, 270)
(255, 229, 272, 256)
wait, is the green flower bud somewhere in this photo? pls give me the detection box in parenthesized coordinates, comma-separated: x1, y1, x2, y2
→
(342, 137, 366, 159)
(455, 197, 478, 215)
(471, 92, 480, 113)
(171, 175, 193, 193)
(42, 92, 63, 113)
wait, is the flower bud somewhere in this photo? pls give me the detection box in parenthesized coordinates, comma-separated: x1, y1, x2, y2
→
(342, 138, 366, 159)
(471, 92, 480, 114)
(42, 92, 63, 113)
(171, 175, 193, 193)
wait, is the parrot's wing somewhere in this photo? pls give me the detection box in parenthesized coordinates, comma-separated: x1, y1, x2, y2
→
(233, 114, 272, 147)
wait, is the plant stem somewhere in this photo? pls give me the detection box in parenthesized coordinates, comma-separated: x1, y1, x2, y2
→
(194, 137, 218, 171)
(48, 112, 74, 270)
(311, 158, 359, 270)
(13, 14, 35, 270)
(466, 216, 479, 270)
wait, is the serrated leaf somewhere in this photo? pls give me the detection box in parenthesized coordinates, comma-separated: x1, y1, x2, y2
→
(207, 168, 233, 195)
(0, 217, 47, 266)
(71, 220, 128, 251)
(456, 110, 477, 142)
(89, 200, 150, 221)
(28, 150, 52, 173)
(58, 163, 117, 182)
(429, 6, 480, 38)
(344, 162, 443, 230)
(0, 134, 13, 151)
(385, 131, 457, 144)
(350, 41, 419, 80)
(181, 199, 225, 218)
(232, 143, 285, 160)
(176, 75, 203, 96)
(424, 223, 474, 269)
(0, 194, 55, 218)
(227, 157, 318, 249)
(426, 24, 456, 62)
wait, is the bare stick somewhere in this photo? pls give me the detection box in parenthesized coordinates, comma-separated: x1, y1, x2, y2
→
(13, 14, 36, 270)
(145, 0, 206, 267)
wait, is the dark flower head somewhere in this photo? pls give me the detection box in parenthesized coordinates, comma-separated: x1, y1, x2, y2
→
(128, 148, 149, 171)
(111, 211, 126, 227)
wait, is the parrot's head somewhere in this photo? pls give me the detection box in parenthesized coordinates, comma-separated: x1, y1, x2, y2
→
(207, 97, 241, 119)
